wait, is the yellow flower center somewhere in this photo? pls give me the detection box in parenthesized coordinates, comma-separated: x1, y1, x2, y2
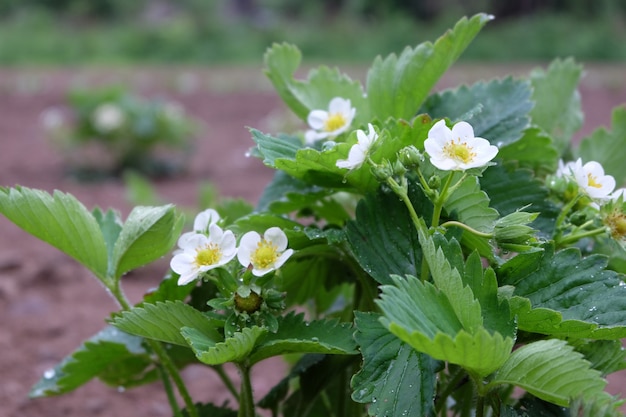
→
(443, 139, 476, 164)
(323, 113, 347, 132)
(251, 240, 279, 269)
(587, 173, 602, 188)
(605, 209, 626, 239)
(194, 244, 222, 267)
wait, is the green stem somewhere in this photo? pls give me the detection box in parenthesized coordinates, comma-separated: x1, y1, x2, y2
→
(555, 193, 582, 231)
(107, 281, 199, 417)
(158, 365, 183, 417)
(431, 173, 455, 228)
(236, 363, 255, 417)
(557, 226, 607, 246)
(440, 220, 494, 239)
(476, 395, 485, 417)
(213, 364, 240, 400)
(434, 367, 467, 415)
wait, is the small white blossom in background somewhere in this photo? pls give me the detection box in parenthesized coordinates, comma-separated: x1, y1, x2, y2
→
(92, 103, 125, 133)
(570, 158, 615, 199)
(39, 107, 64, 131)
(610, 188, 626, 202)
(237, 227, 294, 277)
(556, 159, 578, 178)
(170, 224, 238, 285)
(424, 120, 498, 171)
(305, 97, 356, 144)
(336, 123, 378, 170)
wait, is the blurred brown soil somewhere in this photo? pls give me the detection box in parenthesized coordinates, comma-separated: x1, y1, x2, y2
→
(0, 65, 625, 416)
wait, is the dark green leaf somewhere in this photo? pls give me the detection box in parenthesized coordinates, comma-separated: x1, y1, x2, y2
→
(351, 312, 438, 416)
(249, 312, 357, 364)
(421, 77, 533, 148)
(182, 326, 266, 365)
(444, 173, 499, 233)
(497, 127, 559, 176)
(182, 403, 237, 417)
(500, 244, 626, 339)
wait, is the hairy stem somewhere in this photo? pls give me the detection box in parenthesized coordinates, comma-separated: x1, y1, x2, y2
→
(237, 363, 256, 417)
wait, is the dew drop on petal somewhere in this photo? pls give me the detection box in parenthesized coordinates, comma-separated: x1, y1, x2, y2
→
(43, 369, 55, 379)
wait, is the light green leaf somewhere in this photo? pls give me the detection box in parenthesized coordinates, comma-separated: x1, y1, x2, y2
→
(497, 127, 559, 176)
(529, 58, 584, 154)
(577, 106, 626, 187)
(0, 186, 108, 282)
(30, 326, 155, 397)
(420, 77, 533, 148)
(112, 301, 222, 346)
(346, 184, 428, 284)
(444, 173, 499, 233)
(351, 312, 438, 416)
(111, 205, 184, 279)
(182, 326, 266, 365)
(490, 339, 606, 407)
(249, 312, 357, 364)
(250, 129, 301, 167)
(263, 42, 369, 122)
(572, 339, 626, 376)
(367, 13, 492, 120)
(378, 274, 514, 377)
(499, 244, 626, 339)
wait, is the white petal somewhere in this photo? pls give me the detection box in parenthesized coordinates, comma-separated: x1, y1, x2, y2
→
(307, 110, 329, 130)
(427, 120, 452, 143)
(273, 249, 294, 270)
(179, 233, 208, 251)
(328, 97, 351, 113)
(237, 231, 260, 267)
(193, 208, 220, 232)
(264, 227, 288, 251)
(305, 129, 328, 144)
(170, 252, 196, 276)
(451, 121, 475, 141)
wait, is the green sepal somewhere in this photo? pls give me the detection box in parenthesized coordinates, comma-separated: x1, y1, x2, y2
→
(182, 326, 267, 365)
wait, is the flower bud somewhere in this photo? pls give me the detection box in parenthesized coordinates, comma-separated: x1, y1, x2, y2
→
(495, 210, 538, 245)
(398, 146, 423, 169)
(371, 160, 394, 182)
(428, 175, 441, 189)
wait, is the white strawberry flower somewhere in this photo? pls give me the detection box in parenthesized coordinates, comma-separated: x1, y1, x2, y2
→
(305, 97, 356, 144)
(177, 208, 221, 249)
(170, 224, 237, 285)
(570, 159, 615, 199)
(336, 123, 378, 170)
(237, 227, 294, 276)
(424, 120, 498, 171)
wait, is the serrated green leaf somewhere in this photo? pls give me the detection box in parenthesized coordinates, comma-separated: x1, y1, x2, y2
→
(351, 312, 438, 416)
(529, 58, 584, 154)
(569, 395, 625, 417)
(30, 326, 155, 397)
(257, 170, 328, 212)
(250, 129, 301, 167)
(420, 77, 533, 148)
(497, 127, 559, 176)
(572, 339, 626, 376)
(577, 106, 626, 187)
(263, 42, 369, 122)
(490, 339, 606, 407)
(111, 205, 184, 279)
(500, 244, 626, 339)
(112, 301, 222, 346)
(367, 13, 492, 120)
(0, 186, 108, 282)
(182, 326, 266, 365)
(346, 184, 428, 285)
(249, 312, 357, 364)
(444, 173, 498, 233)
(481, 163, 560, 237)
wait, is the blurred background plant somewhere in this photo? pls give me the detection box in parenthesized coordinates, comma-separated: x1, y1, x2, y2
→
(42, 85, 198, 179)
(0, 0, 624, 65)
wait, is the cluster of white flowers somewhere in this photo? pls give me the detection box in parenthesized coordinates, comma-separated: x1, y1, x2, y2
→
(308, 97, 498, 173)
(170, 209, 294, 286)
(557, 158, 619, 200)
